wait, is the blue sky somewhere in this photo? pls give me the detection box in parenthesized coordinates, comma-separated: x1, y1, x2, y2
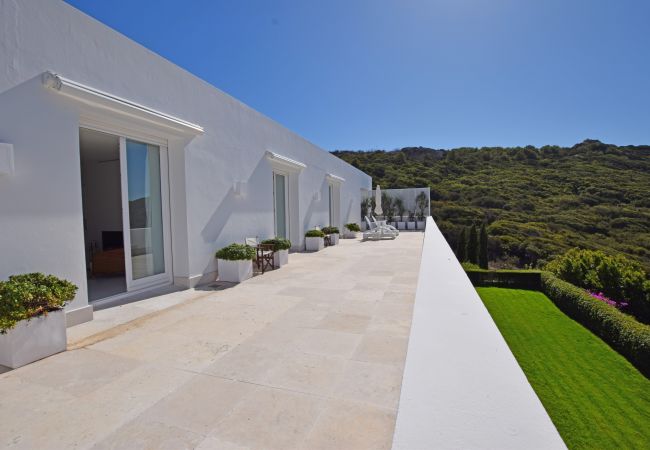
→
(66, 0, 650, 151)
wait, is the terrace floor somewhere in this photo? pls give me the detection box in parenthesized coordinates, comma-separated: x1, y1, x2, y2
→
(0, 233, 423, 450)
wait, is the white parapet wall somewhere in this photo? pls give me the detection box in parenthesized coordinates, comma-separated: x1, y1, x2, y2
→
(392, 217, 566, 450)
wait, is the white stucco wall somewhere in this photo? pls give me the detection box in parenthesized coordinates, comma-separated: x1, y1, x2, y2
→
(392, 217, 566, 450)
(0, 0, 371, 319)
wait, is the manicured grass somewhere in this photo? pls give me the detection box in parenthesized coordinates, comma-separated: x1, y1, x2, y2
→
(477, 287, 650, 450)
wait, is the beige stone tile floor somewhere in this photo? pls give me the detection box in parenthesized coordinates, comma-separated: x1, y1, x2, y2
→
(0, 233, 423, 450)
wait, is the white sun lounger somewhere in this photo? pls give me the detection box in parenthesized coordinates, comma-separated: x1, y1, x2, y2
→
(363, 216, 398, 240)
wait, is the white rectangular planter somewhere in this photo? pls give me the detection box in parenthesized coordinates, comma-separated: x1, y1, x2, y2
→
(273, 249, 289, 267)
(407, 221, 416, 230)
(398, 222, 406, 230)
(329, 234, 339, 245)
(417, 221, 426, 230)
(217, 258, 253, 283)
(0, 309, 67, 369)
(305, 236, 324, 251)
(342, 232, 358, 239)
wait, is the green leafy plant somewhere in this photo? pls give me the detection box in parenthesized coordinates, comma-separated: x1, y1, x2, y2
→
(381, 192, 395, 222)
(261, 238, 291, 251)
(322, 226, 339, 235)
(545, 248, 649, 321)
(215, 243, 256, 261)
(345, 223, 361, 232)
(461, 262, 481, 271)
(305, 229, 325, 238)
(0, 273, 77, 334)
(416, 191, 428, 220)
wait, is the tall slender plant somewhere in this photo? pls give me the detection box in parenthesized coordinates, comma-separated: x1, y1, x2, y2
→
(456, 228, 467, 262)
(467, 224, 479, 264)
(394, 197, 405, 221)
(416, 192, 428, 220)
(479, 223, 489, 269)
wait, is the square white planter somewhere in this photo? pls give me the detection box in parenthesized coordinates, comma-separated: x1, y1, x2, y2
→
(343, 232, 358, 239)
(0, 309, 67, 369)
(273, 249, 289, 267)
(305, 236, 324, 251)
(397, 222, 406, 230)
(217, 258, 253, 283)
(417, 221, 426, 229)
(329, 234, 339, 245)
(407, 221, 416, 230)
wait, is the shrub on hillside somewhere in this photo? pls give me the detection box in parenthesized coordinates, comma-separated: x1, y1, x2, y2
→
(545, 248, 649, 322)
(540, 272, 650, 377)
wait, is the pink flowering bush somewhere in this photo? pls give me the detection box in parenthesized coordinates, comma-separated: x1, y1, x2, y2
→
(587, 291, 628, 309)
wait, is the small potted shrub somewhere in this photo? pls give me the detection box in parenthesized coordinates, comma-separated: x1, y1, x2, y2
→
(322, 226, 340, 245)
(407, 211, 416, 230)
(305, 229, 325, 251)
(215, 243, 256, 283)
(0, 273, 77, 368)
(262, 238, 291, 267)
(343, 223, 361, 238)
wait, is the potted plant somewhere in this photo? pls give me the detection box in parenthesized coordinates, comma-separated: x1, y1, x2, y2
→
(262, 238, 291, 267)
(416, 191, 428, 229)
(407, 211, 416, 230)
(322, 226, 340, 245)
(0, 273, 77, 369)
(360, 197, 373, 230)
(394, 197, 406, 230)
(215, 243, 256, 283)
(305, 229, 325, 251)
(343, 223, 361, 238)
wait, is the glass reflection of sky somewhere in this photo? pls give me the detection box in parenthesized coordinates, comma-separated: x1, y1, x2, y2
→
(126, 140, 150, 201)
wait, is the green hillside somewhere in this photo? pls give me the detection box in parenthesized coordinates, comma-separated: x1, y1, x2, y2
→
(332, 140, 650, 272)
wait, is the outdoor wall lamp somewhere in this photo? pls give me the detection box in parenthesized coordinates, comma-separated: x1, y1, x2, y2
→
(0, 143, 15, 176)
(313, 191, 321, 202)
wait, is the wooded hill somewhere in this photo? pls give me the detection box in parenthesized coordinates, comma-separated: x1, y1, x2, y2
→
(332, 140, 650, 272)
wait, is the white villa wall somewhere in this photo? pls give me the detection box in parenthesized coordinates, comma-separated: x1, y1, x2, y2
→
(0, 0, 371, 321)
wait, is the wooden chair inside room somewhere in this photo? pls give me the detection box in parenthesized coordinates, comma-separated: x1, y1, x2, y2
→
(245, 237, 275, 273)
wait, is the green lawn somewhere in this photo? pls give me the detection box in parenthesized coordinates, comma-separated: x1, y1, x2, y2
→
(477, 287, 650, 450)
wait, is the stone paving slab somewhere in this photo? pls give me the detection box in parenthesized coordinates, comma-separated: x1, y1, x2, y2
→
(0, 233, 423, 450)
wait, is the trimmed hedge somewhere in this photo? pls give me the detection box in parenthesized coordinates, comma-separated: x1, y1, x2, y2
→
(541, 271, 650, 377)
(0, 273, 77, 333)
(466, 269, 542, 290)
(261, 238, 291, 251)
(215, 243, 256, 261)
(305, 229, 325, 238)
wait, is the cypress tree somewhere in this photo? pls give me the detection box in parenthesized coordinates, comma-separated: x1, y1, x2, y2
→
(479, 223, 489, 269)
(456, 228, 467, 262)
(467, 224, 479, 264)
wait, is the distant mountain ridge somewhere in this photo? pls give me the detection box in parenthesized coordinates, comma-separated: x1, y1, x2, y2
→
(332, 140, 650, 272)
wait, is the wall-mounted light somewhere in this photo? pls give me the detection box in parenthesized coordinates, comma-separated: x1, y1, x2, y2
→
(233, 180, 247, 198)
(0, 143, 15, 176)
(313, 191, 321, 202)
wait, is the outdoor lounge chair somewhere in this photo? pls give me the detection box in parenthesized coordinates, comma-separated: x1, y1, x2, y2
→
(363, 217, 398, 240)
(371, 216, 399, 235)
(245, 237, 275, 273)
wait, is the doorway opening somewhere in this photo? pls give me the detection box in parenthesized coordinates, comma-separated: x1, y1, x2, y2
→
(80, 128, 126, 301)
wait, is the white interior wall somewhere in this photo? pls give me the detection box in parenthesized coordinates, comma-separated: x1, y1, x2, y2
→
(0, 0, 371, 309)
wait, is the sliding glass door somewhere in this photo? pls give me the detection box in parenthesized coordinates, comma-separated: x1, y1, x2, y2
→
(119, 137, 171, 290)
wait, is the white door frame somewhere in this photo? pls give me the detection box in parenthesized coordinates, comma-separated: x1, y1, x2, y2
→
(119, 136, 173, 292)
(272, 170, 290, 239)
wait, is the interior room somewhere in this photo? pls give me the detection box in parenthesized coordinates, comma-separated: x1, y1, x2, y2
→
(79, 128, 126, 301)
